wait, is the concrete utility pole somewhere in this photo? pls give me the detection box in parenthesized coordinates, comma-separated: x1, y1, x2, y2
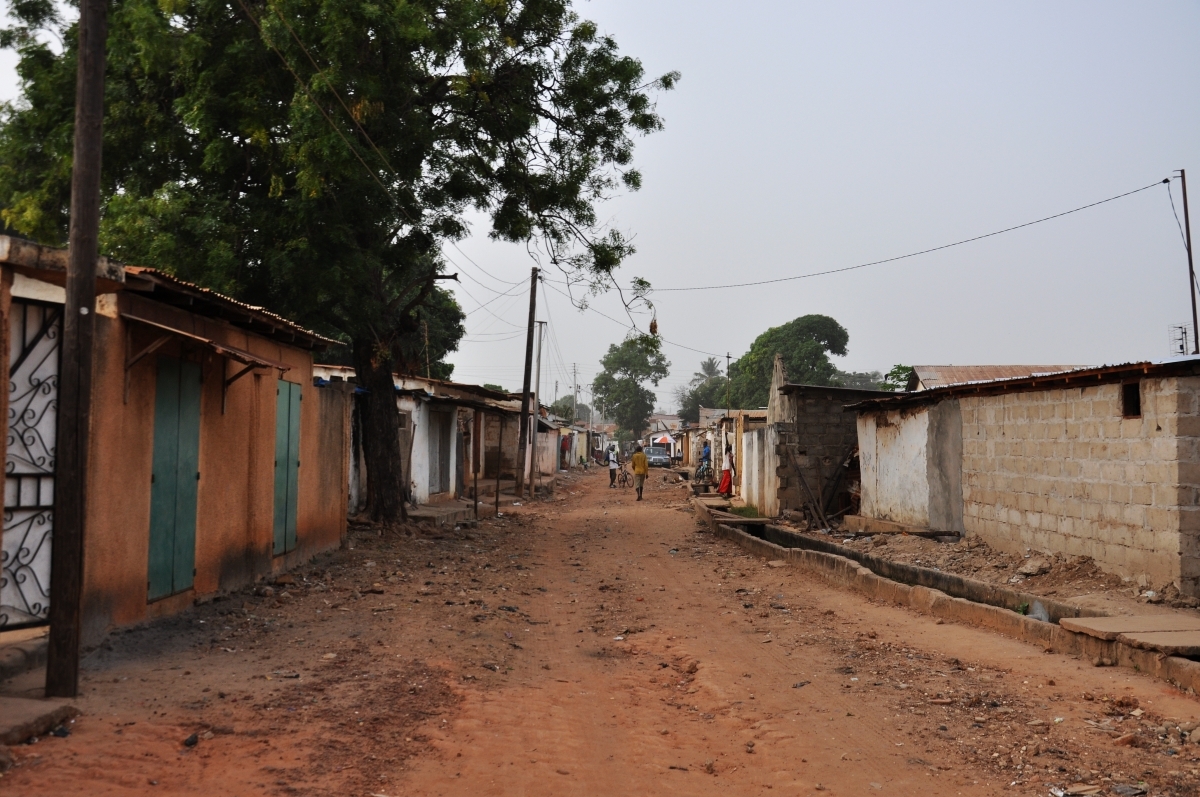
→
(514, 267, 538, 497)
(47, 0, 108, 698)
(1181, 170, 1198, 355)
(572, 364, 578, 423)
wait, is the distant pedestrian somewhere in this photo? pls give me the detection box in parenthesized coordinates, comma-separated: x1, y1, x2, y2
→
(606, 445, 619, 488)
(718, 444, 735, 497)
(631, 444, 649, 501)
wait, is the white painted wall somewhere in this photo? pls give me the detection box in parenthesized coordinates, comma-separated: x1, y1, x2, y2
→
(858, 409, 931, 527)
(740, 426, 780, 516)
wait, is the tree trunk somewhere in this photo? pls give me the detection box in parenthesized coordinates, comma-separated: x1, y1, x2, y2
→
(354, 339, 407, 522)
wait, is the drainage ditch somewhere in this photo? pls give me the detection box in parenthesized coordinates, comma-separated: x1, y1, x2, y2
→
(732, 521, 1105, 625)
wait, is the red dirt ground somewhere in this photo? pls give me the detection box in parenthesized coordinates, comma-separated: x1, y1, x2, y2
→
(3, 468, 1200, 796)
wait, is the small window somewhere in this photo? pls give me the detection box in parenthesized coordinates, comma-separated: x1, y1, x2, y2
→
(398, 413, 409, 429)
(1121, 382, 1141, 418)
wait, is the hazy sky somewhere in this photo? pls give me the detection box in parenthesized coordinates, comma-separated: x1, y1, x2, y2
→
(2, 1, 1197, 410)
(440, 1, 1200, 409)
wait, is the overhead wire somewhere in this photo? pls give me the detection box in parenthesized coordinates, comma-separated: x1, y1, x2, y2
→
(541, 280, 724, 359)
(233, 0, 394, 200)
(449, 242, 527, 286)
(648, 179, 1171, 293)
(1167, 179, 1191, 254)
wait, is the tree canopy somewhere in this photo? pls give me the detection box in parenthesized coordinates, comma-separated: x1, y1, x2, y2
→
(549, 395, 590, 422)
(0, 0, 676, 519)
(878, 364, 915, 392)
(674, 356, 728, 423)
(727, 315, 848, 408)
(591, 334, 669, 440)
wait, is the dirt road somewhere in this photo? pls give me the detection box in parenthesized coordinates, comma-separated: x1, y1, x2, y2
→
(3, 469, 1200, 796)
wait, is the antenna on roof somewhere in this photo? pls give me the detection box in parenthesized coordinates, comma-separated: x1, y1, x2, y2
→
(1169, 323, 1192, 357)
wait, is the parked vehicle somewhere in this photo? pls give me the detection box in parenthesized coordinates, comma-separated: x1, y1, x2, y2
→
(645, 446, 671, 467)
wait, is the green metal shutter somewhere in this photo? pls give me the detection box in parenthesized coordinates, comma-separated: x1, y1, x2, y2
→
(286, 382, 301, 552)
(273, 381, 290, 555)
(273, 381, 301, 555)
(172, 360, 201, 593)
(147, 356, 201, 600)
(148, 358, 180, 600)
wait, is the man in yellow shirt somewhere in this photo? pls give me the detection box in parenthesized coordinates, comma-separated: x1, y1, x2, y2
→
(630, 444, 649, 501)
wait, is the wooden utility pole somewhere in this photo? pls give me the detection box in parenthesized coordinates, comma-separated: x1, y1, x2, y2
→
(1181, 170, 1198, 355)
(532, 320, 545, 497)
(472, 411, 481, 520)
(46, 0, 108, 698)
(514, 267, 538, 497)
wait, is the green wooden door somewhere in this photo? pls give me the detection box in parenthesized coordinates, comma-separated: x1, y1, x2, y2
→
(273, 380, 301, 555)
(148, 356, 202, 600)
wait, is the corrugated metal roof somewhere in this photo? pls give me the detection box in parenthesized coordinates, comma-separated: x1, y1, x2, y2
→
(125, 266, 338, 348)
(851, 356, 1200, 411)
(911, 365, 1091, 391)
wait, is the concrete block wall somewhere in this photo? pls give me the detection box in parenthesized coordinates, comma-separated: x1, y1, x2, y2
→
(774, 393, 862, 514)
(961, 376, 1200, 594)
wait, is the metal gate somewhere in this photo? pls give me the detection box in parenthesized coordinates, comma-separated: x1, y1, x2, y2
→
(1, 300, 61, 629)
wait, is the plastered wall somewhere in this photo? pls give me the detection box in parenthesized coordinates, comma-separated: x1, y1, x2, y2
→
(78, 298, 348, 644)
(858, 409, 931, 527)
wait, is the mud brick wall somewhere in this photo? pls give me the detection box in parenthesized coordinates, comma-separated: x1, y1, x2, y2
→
(961, 376, 1200, 594)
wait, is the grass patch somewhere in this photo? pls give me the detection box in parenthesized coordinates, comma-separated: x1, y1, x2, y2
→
(728, 504, 761, 518)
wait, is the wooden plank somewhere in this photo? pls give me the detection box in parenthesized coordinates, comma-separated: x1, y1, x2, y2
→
(711, 511, 768, 525)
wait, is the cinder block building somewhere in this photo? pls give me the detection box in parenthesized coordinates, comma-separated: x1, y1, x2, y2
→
(851, 360, 1200, 595)
(740, 355, 886, 517)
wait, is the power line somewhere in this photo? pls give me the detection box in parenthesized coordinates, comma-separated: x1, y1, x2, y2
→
(651, 179, 1169, 292)
(1168, 180, 1191, 253)
(232, 0, 394, 201)
(541, 280, 724, 358)
(265, 2, 401, 183)
(449, 242, 527, 286)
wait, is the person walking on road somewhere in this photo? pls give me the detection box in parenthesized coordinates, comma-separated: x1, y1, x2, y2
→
(606, 445, 619, 488)
(631, 444, 649, 501)
(718, 443, 735, 498)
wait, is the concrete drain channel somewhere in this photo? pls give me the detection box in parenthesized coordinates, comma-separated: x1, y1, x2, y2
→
(694, 501, 1200, 693)
(742, 521, 1097, 624)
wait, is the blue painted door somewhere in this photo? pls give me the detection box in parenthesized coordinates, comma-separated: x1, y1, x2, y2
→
(273, 380, 301, 555)
(148, 356, 202, 600)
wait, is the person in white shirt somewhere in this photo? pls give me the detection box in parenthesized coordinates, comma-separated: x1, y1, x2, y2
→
(607, 446, 619, 488)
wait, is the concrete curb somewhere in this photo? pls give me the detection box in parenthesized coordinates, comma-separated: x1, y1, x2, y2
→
(0, 697, 79, 745)
(696, 501, 1200, 694)
(0, 636, 47, 683)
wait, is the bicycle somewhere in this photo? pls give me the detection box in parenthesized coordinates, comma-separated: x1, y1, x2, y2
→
(617, 464, 632, 488)
(694, 461, 714, 483)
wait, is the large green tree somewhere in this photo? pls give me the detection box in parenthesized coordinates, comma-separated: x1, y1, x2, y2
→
(674, 356, 728, 423)
(727, 315, 848, 408)
(0, 0, 675, 520)
(591, 334, 669, 440)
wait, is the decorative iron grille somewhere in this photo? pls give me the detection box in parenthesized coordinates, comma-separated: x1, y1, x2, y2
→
(2, 300, 60, 629)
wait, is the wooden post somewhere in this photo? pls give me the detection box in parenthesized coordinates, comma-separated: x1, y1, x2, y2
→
(496, 415, 504, 515)
(46, 0, 108, 698)
(472, 411, 481, 520)
(514, 267, 538, 497)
